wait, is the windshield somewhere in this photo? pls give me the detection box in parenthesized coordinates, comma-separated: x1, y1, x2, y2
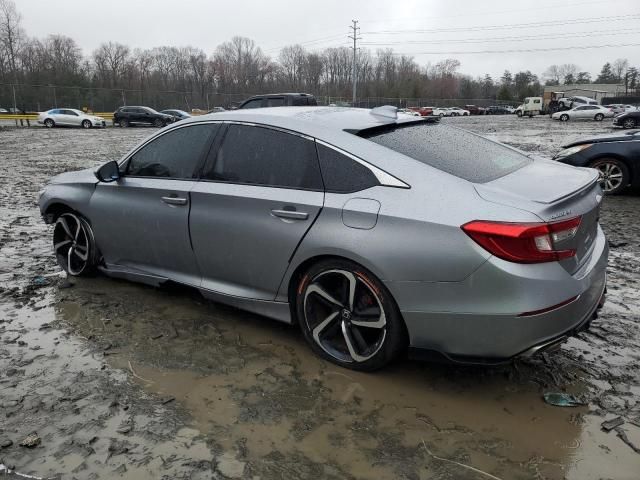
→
(358, 123, 531, 183)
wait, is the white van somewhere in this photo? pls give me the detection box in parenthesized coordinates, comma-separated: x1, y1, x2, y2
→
(515, 97, 543, 117)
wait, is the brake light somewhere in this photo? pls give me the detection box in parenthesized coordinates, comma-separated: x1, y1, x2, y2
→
(462, 217, 581, 263)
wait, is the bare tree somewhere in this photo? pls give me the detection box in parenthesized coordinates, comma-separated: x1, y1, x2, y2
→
(612, 58, 629, 82)
(0, 0, 23, 81)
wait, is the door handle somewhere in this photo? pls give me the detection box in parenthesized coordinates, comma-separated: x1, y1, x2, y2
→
(161, 196, 188, 206)
(271, 209, 308, 220)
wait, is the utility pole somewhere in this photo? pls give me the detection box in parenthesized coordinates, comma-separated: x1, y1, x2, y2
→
(348, 20, 361, 106)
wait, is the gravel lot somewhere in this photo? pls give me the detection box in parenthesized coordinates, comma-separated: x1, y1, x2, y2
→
(1, 116, 639, 479)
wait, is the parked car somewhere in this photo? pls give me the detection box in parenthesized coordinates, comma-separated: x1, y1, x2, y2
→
(0, 107, 8, 113)
(486, 106, 511, 115)
(553, 130, 640, 194)
(551, 105, 614, 122)
(208, 107, 226, 113)
(432, 107, 450, 117)
(398, 108, 421, 117)
(407, 106, 433, 116)
(558, 96, 598, 109)
(607, 104, 637, 115)
(114, 106, 175, 127)
(37, 108, 107, 129)
(503, 105, 516, 114)
(160, 109, 192, 120)
(613, 109, 640, 129)
(39, 105, 607, 371)
(447, 107, 470, 116)
(238, 93, 317, 109)
(464, 105, 485, 115)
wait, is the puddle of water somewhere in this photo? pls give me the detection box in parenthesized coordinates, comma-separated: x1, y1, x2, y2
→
(47, 275, 640, 480)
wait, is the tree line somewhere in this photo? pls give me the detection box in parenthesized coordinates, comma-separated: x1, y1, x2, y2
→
(1, 0, 638, 111)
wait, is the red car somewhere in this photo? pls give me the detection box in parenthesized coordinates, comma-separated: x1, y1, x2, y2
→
(408, 106, 433, 116)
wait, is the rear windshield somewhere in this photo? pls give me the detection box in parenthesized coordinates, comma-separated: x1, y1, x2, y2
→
(358, 123, 531, 183)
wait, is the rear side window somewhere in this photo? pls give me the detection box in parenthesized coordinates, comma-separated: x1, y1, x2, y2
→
(292, 96, 309, 106)
(316, 144, 379, 193)
(266, 97, 285, 107)
(240, 99, 263, 109)
(359, 124, 531, 183)
(127, 124, 217, 178)
(206, 125, 323, 190)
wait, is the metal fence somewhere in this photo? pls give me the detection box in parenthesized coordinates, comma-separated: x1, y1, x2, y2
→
(7, 82, 633, 113)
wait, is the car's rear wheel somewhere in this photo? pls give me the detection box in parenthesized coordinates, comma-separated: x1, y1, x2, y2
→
(81, 119, 91, 129)
(594, 113, 604, 121)
(119, 118, 129, 127)
(591, 158, 629, 195)
(622, 118, 637, 129)
(560, 114, 569, 122)
(296, 259, 407, 371)
(154, 118, 163, 127)
(44, 118, 55, 128)
(53, 213, 98, 276)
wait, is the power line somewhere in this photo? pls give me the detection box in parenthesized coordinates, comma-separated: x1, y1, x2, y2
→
(363, 13, 640, 35)
(361, 0, 618, 24)
(360, 28, 640, 46)
(386, 42, 640, 56)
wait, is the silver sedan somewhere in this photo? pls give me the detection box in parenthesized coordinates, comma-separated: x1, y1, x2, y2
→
(39, 106, 608, 370)
(38, 108, 107, 129)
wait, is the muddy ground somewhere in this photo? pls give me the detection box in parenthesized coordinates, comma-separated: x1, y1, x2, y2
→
(0, 116, 639, 479)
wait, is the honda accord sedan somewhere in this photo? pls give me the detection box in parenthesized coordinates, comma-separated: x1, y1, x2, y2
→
(39, 106, 608, 370)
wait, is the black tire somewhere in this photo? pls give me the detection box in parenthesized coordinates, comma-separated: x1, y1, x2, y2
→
(81, 119, 91, 129)
(594, 113, 604, 122)
(560, 114, 569, 122)
(439, 113, 444, 117)
(295, 259, 407, 371)
(154, 118, 163, 127)
(516, 111, 523, 117)
(119, 118, 129, 128)
(52, 212, 99, 276)
(590, 158, 630, 195)
(44, 118, 55, 128)
(622, 118, 636, 129)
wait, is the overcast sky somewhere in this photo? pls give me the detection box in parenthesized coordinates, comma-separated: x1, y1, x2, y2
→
(17, 0, 640, 79)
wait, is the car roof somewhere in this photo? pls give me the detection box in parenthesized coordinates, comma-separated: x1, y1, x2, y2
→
(179, 106, 428, 137)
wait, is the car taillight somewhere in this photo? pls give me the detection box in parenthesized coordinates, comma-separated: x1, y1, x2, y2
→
(461, 217, 581, 263)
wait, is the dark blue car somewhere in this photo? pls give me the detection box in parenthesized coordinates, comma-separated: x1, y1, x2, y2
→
(553, 130, 640, 194)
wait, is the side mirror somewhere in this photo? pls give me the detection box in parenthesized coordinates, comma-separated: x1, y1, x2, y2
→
(95, 160, 120, 183)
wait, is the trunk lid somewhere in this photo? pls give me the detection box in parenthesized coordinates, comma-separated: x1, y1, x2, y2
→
(475, 160, 602, 274)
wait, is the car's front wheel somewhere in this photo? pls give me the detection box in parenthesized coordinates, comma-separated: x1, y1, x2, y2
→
(154, 118, 164, 127)
(622, 118, 637, 129)
(560, 114, 569, 122)
(594, 113, 604, 121)
(53, 212, 98, 276)
(591, 158, 629, 195)
(296, 259, 407, 371)
(44, 118, 55, 128)
(81, 119, 92, 129)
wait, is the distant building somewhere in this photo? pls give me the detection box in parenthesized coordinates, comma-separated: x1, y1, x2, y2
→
(543, 83, 625, 104)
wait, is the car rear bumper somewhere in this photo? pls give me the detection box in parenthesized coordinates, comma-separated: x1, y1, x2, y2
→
(391, 225, 608, 362)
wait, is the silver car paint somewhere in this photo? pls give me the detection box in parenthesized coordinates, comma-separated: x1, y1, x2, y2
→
(39, 107, 608, 360)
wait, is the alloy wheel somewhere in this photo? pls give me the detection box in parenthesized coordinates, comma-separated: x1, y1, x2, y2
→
(44, 119, 54, 128)
(303, 269, 387, 364)
(623, 118, 636, 129)
(595, 162, 624, 193)
(82, 120, 91, 129)
(560, 114, 569, 122)
(53, 213, 93, 276)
